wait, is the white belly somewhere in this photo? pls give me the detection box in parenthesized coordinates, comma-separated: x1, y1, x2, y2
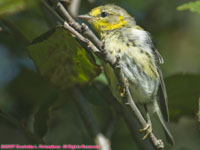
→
(120, 54, 159, 104)
(103, 55, 159, 104)
(102, 28, 160, 104)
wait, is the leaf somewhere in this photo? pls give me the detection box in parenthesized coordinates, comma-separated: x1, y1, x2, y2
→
(28, 27, 101, 90)
(177, 1, 200, 13)
(0, 0, 25, 16)
(165, 74, 200, 120)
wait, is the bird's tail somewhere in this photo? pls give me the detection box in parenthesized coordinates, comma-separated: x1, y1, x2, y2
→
(145, 100, 174, 145)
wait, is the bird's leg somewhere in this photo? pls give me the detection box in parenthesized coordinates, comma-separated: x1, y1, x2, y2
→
(117, 77, 128, 98)
(139, 105, 152, 140)
(117, 84, 124, 97)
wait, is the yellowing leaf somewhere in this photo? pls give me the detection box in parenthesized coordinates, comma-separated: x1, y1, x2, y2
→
(28, 27, 101, 90)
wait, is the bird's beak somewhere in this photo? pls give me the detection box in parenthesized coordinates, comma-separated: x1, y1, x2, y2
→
(78, 14, 92, 20)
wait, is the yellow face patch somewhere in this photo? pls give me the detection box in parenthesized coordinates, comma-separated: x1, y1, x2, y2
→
(88, 7, 127, 32)
(92, 15, 127, 32)
(89, 6, 102, 17)
(102, 16, 127, 30)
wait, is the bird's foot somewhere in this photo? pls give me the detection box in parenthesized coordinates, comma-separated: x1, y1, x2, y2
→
(117, 84, 125, 97)
(117, 77, 129, 97)
(139, 122, 152, 140)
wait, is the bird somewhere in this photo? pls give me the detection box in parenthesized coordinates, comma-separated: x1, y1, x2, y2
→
(78, 4, 174, 145)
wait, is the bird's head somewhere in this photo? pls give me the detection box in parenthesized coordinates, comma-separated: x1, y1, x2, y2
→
(78, 4, 135, 33)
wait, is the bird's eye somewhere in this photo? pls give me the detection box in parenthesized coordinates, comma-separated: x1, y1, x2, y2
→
(101, 12, 108, 18)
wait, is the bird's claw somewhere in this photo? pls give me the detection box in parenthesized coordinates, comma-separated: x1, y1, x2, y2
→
(139, 123, 152, 140)
(117, 84, 125, 97)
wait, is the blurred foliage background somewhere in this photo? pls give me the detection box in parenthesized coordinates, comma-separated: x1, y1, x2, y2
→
(0, 0, 200, 150)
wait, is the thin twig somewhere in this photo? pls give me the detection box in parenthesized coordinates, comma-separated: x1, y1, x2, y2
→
(68, 0, 81, 17)
(72, 88, 111, 150)
(49, 0, 102, 47)
(63, 22, 100, 53)
(95, 133, 111, 150)
(41, 0, 64, 23)
(42, 1, 165, 149)
(50, 0, 82, 30)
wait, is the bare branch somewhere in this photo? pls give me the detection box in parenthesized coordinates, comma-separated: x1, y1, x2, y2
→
(48, 0, 102, 47)
(68, 0, 81, 17)
(63, 22, 100, 53)
(95, 133, 111, 150)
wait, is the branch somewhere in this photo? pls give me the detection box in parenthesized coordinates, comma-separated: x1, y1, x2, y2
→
(42, 1, 165, 149)
(68, 0, 81, 17)
(72, 88, 111, 150)
(48, 0, 102, 47)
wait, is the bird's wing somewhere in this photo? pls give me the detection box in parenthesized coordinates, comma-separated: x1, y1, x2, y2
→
(153, 49, 169, 122)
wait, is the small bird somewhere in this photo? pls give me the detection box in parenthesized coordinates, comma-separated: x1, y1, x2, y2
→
(79, 4, 174, 145)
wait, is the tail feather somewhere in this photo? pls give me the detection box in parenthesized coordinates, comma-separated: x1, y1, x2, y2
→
(156, 106, 174, 145)
(146, 100, 174, 145)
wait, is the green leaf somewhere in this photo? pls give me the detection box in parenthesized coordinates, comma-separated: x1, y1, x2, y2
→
(177, 1, 200, 13)
(0, 0, 25, 16)
(28, 27, 101, 90)
(165, 74, 200, 120)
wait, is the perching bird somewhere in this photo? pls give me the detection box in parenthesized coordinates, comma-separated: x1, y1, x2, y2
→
(78, 4, 174, 145)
